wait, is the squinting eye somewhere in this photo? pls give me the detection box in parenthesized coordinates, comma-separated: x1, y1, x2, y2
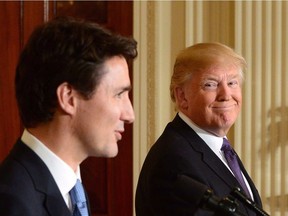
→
(116, 92, 123, 98)
(203, 82, 218, 90)
(228, 80, 239, 88)
(116, 90, 129, 99)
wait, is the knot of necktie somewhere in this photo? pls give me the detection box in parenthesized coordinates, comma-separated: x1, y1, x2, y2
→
(221, 138, 237, 157)
(221, 138, 236, 154)
(69, 179, 89, 216)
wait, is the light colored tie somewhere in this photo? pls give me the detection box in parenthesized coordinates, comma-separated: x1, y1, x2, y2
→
(69, 179, 89, 216)
(221, 138, 251, 199)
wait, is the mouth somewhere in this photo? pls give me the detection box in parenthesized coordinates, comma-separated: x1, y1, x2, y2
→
(212, 104, 237, 110)
(115, 130, 124, 141)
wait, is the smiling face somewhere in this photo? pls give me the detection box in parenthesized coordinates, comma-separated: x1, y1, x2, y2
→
(176, 66, 242, 136)
(74, 56, 134, 158)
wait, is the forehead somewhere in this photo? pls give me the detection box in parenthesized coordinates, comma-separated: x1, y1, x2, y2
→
(206, 65, 240, 75)
(97, 56, 130, 87)
(194, 65, 242, 80)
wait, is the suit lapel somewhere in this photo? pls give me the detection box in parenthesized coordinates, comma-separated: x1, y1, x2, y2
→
(198, 140, 242, 190)
(171, 115, 262, 207)
(171, 115, 245, 190)
(45, 192, 72, 216)
(42, 176, 72, 216)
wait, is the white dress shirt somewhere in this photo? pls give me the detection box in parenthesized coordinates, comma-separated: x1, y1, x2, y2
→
(178, 112, 254, 199)
(21, 129, 81, 211)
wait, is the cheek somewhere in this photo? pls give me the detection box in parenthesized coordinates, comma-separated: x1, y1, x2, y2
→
(238, 95, 242, 105)
(197, 92, 216, 107)
(234, 88, 242, 101)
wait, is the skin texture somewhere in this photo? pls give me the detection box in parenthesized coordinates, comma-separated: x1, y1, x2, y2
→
(175, 65, 242, 137)
(73, 55, 135, 158)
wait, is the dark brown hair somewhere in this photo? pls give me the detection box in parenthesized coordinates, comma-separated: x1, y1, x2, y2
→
(15, 16, 137, 128)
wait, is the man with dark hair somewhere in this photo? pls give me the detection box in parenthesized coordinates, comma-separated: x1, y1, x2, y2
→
(0, 16, 137, 216)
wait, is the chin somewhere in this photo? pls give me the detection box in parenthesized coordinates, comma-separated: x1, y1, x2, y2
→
(107, 152, 118, 158)
(106, 147, 119, 158)
(91, 145, 119, 158)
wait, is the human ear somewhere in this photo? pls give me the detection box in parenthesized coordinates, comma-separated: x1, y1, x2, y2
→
(56, 82, 76, 115)
(174, 86, 188, 110)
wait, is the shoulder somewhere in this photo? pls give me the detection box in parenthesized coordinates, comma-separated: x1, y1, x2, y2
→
(0, 140, 53, 196)
(0, 142, 54, 215)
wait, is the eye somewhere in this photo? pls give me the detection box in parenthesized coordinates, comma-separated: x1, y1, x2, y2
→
(115, 86, 131, 99)
(202, 81, 218, 90)
(228, 80, 239, 88)
(116, 90, 129, 99)
(116, 91, 124, 98)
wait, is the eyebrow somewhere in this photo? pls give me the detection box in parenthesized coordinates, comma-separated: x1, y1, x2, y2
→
(119, 85, 132, 93)
(202, 73, 240, 81)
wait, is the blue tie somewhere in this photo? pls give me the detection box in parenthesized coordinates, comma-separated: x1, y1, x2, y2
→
(69, 179, 89, 216)
(221, 138, 251, 199)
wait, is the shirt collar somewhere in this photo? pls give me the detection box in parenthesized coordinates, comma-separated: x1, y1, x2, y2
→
(21, 129, 80, 197)
(178, 112, 225, 155)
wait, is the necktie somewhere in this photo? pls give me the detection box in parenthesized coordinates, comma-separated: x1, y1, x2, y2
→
(221, 138, 251, 199)
(69, 179, 89, 216)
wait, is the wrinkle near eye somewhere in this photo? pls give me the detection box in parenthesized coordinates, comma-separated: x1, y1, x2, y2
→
(228, 79, 239, 88)
(202, 80, 218, 90)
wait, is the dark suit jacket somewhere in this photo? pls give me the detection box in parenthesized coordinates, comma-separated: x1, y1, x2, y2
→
(0, 139, 90, 216)
(136, 114, 262, 216)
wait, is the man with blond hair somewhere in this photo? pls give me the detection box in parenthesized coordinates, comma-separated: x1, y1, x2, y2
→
(136, 42, 262, 216)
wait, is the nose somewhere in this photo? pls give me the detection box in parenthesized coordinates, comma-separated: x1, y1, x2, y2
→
(217, 83, 231, 101)
(122, 98, 135, 124)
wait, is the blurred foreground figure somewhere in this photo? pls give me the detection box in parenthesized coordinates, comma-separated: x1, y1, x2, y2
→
(0, 16, 137, 216)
